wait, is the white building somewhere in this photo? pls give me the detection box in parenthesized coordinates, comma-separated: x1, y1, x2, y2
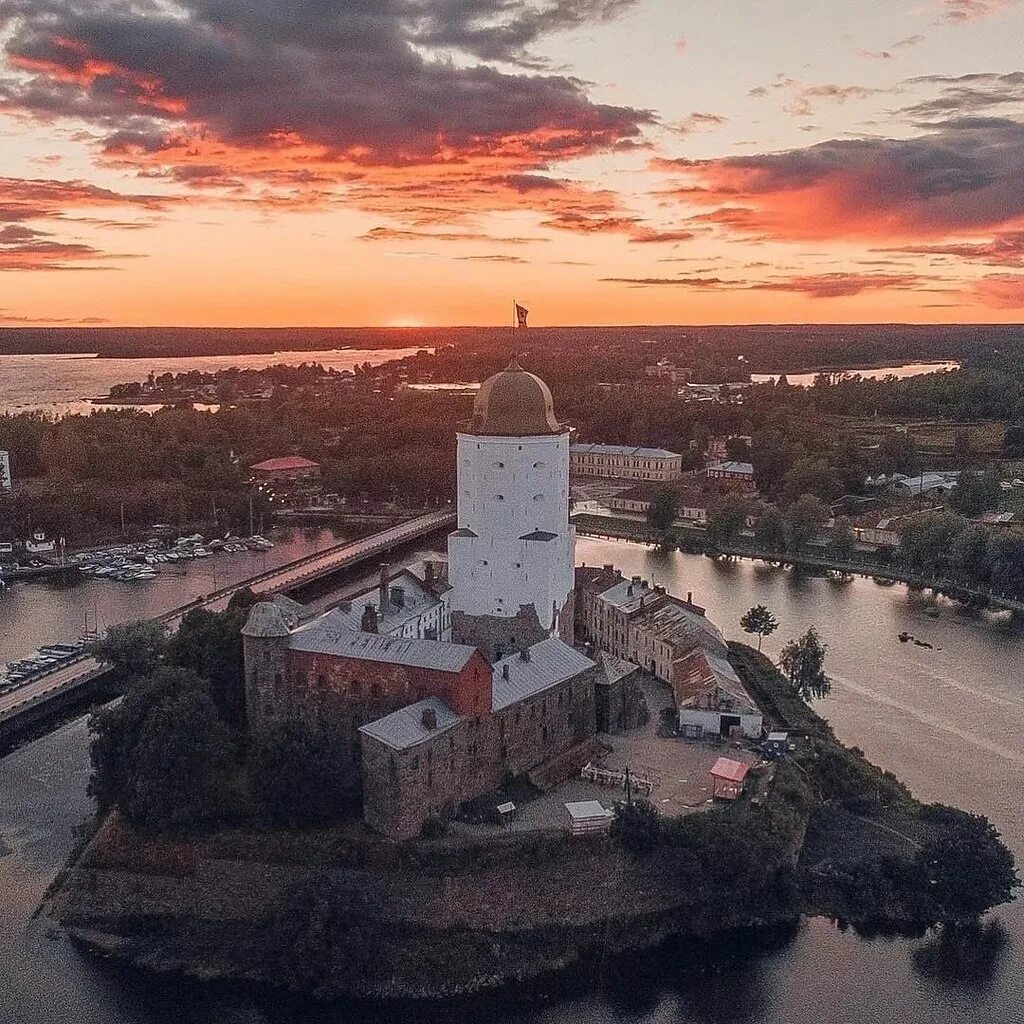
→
(448, 358, 576, 651)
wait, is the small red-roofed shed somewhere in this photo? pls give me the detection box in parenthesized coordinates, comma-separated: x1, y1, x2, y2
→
(710, 756, 750, 801)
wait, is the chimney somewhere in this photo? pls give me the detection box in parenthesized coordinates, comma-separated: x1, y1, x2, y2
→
(519, 647, 531, 662)
(655, 585, 666, 595)
(421, 707, 437, 730)
(390, 585, 405, 608)
(604, 564, 614, 573)
(502, 663, 510, 680)
(631, 575, 641, 584)
(360, 603, 378, 633)
(378, 562, 390, 609)
(424, 561, 435, 586)
(687, 591, 693, 604)
(627, 584, 633, 596)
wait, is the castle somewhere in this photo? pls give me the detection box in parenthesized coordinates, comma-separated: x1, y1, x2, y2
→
(243, 359, 596, 839)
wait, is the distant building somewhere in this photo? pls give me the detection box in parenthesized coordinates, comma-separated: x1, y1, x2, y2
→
(570, 443, 683, 482)
(0, 451, 11, 490)
(609, 481, 711, 524)
(643, 360, 692, 386)
(889, 471, 960, 499)
(249, 455, 321, 486)
(706, 460, 756, 491)
(850, 506, 943, 547)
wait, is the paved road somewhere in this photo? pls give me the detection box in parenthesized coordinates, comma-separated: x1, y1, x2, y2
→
(0, 509, 455, 721)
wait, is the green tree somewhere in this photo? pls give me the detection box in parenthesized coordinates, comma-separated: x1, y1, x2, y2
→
(753, 506, 787, 551)
(949, 471, 1001, 518)
(877, 431, 920, 476)
(750, 428, 792, 500)
(952, 429, 974, 471)
(778, 627, 830, 701)
(916, 805, 1021, 921)
(779, 457, 842, 505)
(706, 494, 748, 548)
(92, 620, 167, 683)
(88, 665, 222, 818)
(740, 604, 779, 652)
(166, 603, 251, 727)
(830, 515, 856, 561)
(646, 488, 678, 536)
(248, 719, 357, 826)
(783, 494, 830, 552)
(121, 685, 236, 830)
(899, 512, 965, 573)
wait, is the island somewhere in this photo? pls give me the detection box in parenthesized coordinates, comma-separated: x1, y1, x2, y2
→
(45, 635, 1018, 1001)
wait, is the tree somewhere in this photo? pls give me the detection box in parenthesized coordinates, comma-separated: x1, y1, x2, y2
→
(248, 719, 357, 826)
(783, 494, 830, 552)
(166, 604, 251, 727)
(750, 428, 792, 500)
(92, 620, 167, 682)
(877, 431, 920, 476)
(899, 512, 965, 573)
(779, 457, 842, 505)
(778, 627, 830, 701)
(88, 665, 223, 818)
(916, 805, 1021, 921)
(706, 494, 748, 548)
(830, 515, 856, 561)
(121, 685, 236, 830)
(753, 506, 787, 551)
(740, 604, 779, 652)
(948, 471, 1001, 518)
(646, 488, 678, 536)
(1003, 422, 1024, 458)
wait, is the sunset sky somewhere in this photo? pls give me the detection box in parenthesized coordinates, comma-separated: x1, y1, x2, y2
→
(2, 0, 1024, 326)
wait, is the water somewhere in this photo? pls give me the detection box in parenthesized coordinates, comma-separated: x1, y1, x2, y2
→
(751, 361, 960, 387)
(0, 526, 351, 665)
(2, 537, 1023, 1023)
(0, 348, 424, 417)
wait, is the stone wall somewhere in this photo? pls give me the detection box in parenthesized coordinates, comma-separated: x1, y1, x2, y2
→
(451, 604, 548, 661)
(361, 716, 502, 840)
(496, 664, 596, 777)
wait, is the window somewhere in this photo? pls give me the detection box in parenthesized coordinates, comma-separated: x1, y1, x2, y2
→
(495, 494, 505, 501)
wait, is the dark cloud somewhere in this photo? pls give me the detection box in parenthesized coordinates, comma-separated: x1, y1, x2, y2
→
(0, 0, 650, 170)
(878, 230, 1024, 268)
(601, 271, 933, 298)
(0, 175, 165, 267)
(412, 0, 636, 65)
(655, 118, 1024, 240)
(938, 0, 1012, 23)
(899, 72, 1024, 120)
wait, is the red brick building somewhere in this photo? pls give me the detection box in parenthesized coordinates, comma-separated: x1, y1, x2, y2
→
(249, 455, 321, 486)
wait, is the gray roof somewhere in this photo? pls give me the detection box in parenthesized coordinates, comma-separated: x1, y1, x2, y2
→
(571, 443, 681, 460)
(595, 652, 639, 686)
(289, 621, 478, 672)
(707, 460, 754, 475)
(359, 697, 462, 751)
(646, 600, 728, 656)
(324, 568, 444, 635)
(492, 637, 595, 711)
(596, 577, 657, 613)
(242, 601, 294, 638)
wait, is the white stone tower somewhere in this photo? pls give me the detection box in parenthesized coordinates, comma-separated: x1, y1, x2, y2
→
(448, 357, 575, 654)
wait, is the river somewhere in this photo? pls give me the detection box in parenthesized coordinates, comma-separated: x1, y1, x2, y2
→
(750, 361, 960, 387)
(1, 536, 1022, 1024)
(0, 348, 424, 418)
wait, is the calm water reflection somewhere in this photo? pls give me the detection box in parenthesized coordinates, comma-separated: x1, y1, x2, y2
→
(1, 538, 1022, 1024)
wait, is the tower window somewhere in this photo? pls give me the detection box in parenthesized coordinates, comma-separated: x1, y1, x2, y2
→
(494, 461, 505, 469)
(495, 494, 505, 501)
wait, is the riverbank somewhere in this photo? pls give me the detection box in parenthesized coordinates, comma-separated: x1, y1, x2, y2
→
(44, 645, 1017, 1001)
(571, 512, 1024, 614)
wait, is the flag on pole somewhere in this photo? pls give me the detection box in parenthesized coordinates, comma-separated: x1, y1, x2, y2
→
(515, 302, 529, 328)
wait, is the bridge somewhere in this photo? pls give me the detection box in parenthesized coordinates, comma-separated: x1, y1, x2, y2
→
(0, 509, 456, 744)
